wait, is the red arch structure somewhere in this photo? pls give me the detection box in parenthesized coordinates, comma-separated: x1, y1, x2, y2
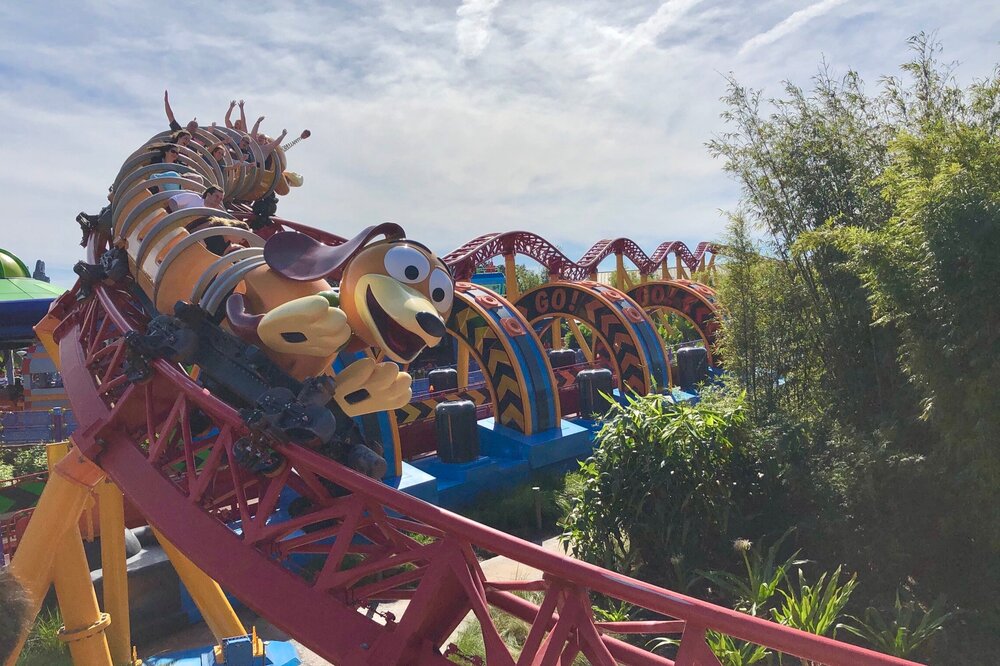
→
(442, 232, 718, 281)
(627, 280, 722, 366)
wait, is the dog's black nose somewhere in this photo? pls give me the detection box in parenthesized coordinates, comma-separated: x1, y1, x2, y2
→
(416, 311, 446, 338)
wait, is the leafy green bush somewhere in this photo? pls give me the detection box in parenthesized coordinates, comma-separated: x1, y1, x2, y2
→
(0, 445, 47, 479)
(698, 531, 806, 616)
(839, 592, 953, 659)
(773, 566, 857, 638)
(650, 630, 770, 666)
(514, 264, 546, 294)
(560, 391, 775, 587)
(706, 35, 999, 659)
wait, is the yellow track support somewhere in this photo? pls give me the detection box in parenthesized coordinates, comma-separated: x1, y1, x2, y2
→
(52, 525, 113, 665)
(614, 252, 635, 289)
(3, 442, 109, 666)
(503, 253, 519, 302)
(153, 527, 247, 643)
(566, 319, 594, 362)
(457, 344, 470, 389)
(98, 480, 134, 665)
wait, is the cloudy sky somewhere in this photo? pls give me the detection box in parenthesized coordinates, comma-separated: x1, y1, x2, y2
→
(1, 1, 997, 286)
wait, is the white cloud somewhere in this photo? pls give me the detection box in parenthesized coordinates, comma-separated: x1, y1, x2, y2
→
(456, 0, 504, 60)
(0, 1, 997, 276)
(740, 0, 850, 56)
(605, 0, 704, 67)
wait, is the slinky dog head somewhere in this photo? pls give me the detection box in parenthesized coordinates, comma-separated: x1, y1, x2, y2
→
(263, 224, 454, 363)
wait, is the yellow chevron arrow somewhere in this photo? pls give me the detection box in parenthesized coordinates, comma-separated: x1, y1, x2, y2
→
(397, 405, 423, 424)
(495, 374, 521, 398)
(499, 403, 526, 428)
(474, 321, 493, 349)
(455, 306, 476, 333)
(486, 348, 510, 374)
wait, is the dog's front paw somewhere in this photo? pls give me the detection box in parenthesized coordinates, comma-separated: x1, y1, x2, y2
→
(333, 357, 412, 417)
(257, 295, 352, 356)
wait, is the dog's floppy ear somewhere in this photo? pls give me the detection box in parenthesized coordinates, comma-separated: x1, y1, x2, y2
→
(264, 223, 406, 281)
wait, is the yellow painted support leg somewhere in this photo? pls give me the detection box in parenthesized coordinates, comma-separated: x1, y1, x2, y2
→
(503, 253, 520, 302)
(656, 312, 676, 387)
(617, 254, 635, 289)
(4, 443, 106, 666)
(566, 319, 594, 363)
(99, 480, 133, 666)
(551, 316, 562, 350)
(153, 528, 247, 643)
(52, 525, 114, 666)
(546, 273, 563, 350)
(456, 344, 469, 389)
(33, 311, 62, 363)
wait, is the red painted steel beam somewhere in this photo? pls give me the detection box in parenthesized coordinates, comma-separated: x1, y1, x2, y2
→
(441, 232, 718, 281)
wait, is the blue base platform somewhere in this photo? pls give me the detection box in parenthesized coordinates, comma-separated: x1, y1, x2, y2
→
(478, 418, 593, 468)
(144, 639, 301, 666)
(407, 418, 596, 508)
(411, 454, 531, 507)
(385, 461, 440, 504)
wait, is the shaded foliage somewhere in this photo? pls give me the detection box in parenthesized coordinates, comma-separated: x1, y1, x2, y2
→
(708, 34, 1000, 662)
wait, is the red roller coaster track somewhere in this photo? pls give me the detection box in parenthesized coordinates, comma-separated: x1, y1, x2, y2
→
(441, 232, 718, 281)
(49, 228, 915, 665)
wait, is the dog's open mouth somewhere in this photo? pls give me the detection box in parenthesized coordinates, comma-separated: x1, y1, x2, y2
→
(366, 286, 427, 361)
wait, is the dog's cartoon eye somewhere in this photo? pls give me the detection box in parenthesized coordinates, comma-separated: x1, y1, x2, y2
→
(429, 269, 453, 313)
(384, 246, 430, 284)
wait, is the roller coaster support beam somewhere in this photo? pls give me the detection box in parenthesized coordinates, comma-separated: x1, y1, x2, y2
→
(3, 442, 110, 666)
(457, 343, 470, 389)
(566, 318, 594, 362)
(53, 524, 114, 666)
(615, 252, 634, 290)
(98, 479, 133, 666)
(660, 260, 669, 280)
(503, 252, 519, 301)
(152, 527, 248, 644)
(547, 272, 563, 350)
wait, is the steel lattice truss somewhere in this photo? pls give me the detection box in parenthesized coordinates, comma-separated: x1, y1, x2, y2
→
(442, 232, 718, 281)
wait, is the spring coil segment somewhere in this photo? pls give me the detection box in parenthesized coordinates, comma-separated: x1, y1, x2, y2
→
(109, 127, 288, 317)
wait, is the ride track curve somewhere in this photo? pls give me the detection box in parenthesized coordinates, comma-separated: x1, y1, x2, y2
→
(49, 127, 914, 665)
(441, 232, 718, 281)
